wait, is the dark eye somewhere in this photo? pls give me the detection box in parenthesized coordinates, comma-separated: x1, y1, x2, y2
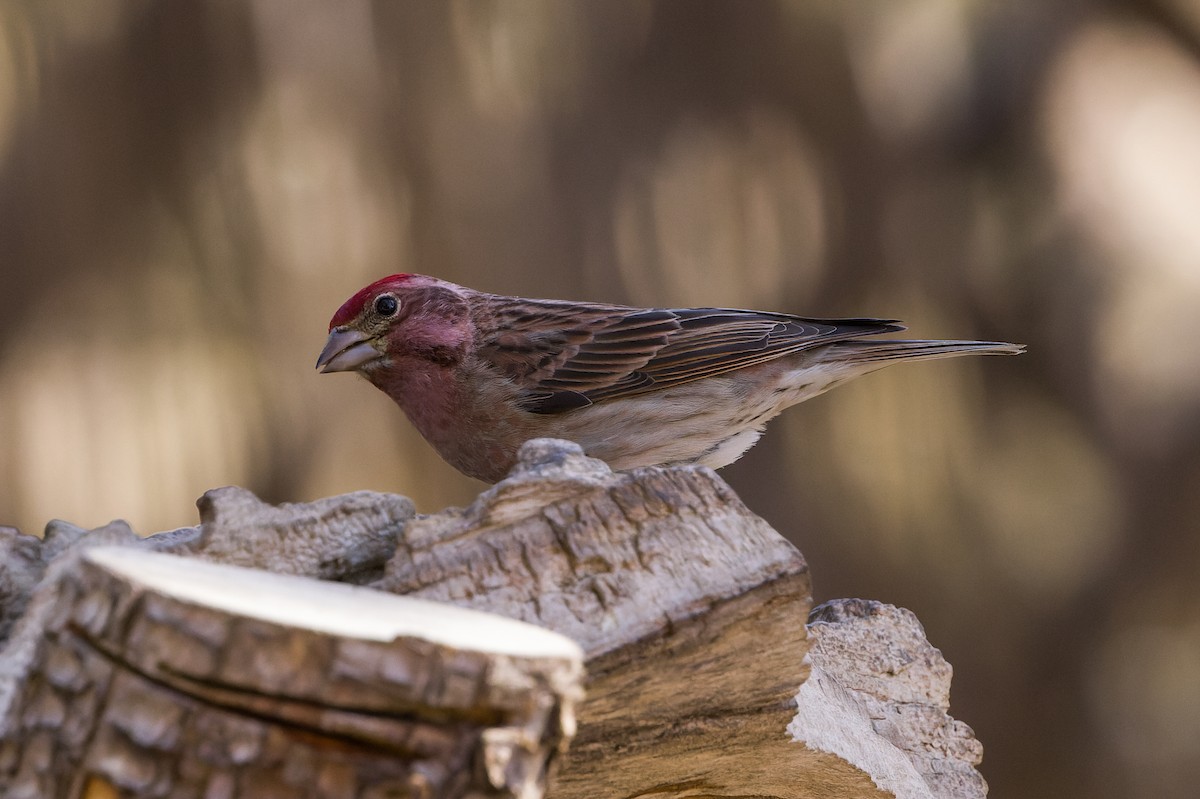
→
(374, 294, 399, 317)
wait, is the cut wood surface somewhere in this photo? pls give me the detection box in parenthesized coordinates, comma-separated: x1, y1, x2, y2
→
(0, 438, 987, 798)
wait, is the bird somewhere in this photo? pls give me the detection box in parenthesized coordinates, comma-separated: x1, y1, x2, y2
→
(317, 274, 1023, 483)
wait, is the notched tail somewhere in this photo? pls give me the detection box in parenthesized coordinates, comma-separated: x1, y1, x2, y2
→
(829, 339, 1025, 363)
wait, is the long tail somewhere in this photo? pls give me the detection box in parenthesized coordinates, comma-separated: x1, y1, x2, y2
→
(827, 339, 1025, 364)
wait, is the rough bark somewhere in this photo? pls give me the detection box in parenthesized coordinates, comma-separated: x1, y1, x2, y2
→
(182, 487, 416, 584)
(795, 599, 986, 799)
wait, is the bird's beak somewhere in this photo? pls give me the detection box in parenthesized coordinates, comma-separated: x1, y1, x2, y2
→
(316, 328, 382, 373)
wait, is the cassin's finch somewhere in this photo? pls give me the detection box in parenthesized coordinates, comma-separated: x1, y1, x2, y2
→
(317, 274, 1022, 482)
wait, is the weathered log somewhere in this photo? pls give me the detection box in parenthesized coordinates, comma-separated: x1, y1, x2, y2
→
(181, 488, 416, 584)
(0, 438, 987, 798)
(0, 547, 582, 799)
(376, 440, 820, 798)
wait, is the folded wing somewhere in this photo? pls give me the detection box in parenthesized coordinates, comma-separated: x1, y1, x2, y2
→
(475, 296, 905, 414)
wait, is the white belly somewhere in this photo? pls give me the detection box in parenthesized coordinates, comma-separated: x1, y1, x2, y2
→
(694, 428, 766, 470)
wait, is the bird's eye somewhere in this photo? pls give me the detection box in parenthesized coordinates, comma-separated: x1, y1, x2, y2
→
(374, 294, 399, 317)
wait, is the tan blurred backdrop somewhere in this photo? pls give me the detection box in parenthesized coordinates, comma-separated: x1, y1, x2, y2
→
(2, 1, 1199, 796)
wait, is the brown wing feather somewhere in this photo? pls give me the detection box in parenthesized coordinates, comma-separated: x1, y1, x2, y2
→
(474, 295, 904, 414)
(585, 309, 905, 401)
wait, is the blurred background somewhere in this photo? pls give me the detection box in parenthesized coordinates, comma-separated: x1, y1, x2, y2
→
(1, 1, 1198, 795)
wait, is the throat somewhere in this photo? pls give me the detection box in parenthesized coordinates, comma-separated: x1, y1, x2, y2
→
(372, 364, 462, 445)
(369, 361, 527, 482)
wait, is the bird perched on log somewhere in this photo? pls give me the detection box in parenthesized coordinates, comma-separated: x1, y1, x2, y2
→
(317, 274, 1023, 483)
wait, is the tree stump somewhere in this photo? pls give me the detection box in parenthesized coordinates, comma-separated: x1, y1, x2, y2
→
(0, 439, 985, 798)
(0, 547, 582, 798)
